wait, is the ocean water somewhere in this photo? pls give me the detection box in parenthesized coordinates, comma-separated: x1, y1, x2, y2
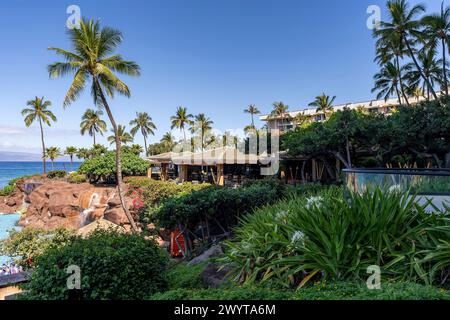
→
(0, 213, 21, 264)
(0, 161, 80, 188)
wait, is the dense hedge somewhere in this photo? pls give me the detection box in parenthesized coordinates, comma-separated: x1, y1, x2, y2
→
(125, 177, 211, 207)
(149, 282, 450, 300)
(0, 228, 75, 267)
(78, 150, 149, 182)
(21, 230, 168, 300)
(151, 179, 286, 229)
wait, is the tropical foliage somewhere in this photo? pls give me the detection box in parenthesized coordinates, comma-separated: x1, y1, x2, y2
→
(222, 187, 450, 288)
(21, 230, 168, 300)
(78, 149, 149, 182)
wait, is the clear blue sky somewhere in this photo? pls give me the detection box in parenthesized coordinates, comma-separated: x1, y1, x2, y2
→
(0, 0, 443, 154)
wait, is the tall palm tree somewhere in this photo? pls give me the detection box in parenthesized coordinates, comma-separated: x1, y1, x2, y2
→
(171, 106, 193, 141)
(375, 33, 411, 105)
(45, 147, 62, 170)
(244, 104, 260, 129)
(161, 132, 176, 150)
(80, 109, 107, 146)
(422, 2, 450, 96)
(193, 113, 213, 150)
(372, 61, 413, 104)
(374, 0, 439, 102)
(65, 146, 77, 169)
(21, 97, 57, 174)
(308, 93, 336, 119)
(408, 49, 446, 100)
(129, 112, 156, 155)
(107, 125, 134, 145)
(48, 19, 140, 231)
(270, 102, 291, 131)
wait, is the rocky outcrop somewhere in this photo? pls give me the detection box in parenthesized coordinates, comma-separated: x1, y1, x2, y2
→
(16, 180, 138, 231)
(0, 180, 26, 214)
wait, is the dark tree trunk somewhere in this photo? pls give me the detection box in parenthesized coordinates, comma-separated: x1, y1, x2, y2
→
(38, 117, 47, 174)
(94, 78, 138, 232)
(396, 55, 410, 106)
(442, 38, 449, 96)
(405, 37, 440, 102)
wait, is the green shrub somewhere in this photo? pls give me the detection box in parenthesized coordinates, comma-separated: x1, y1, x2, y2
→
(149, 287, 292, 300)
(0, 184, 14, 196)
(293, 281, 450, 300)
(47, 170, 67, 179)
(222, 188, 450, 288)
(149, 281, 450, 300)
(125, 177, 211, 207)
(21, 230, 169, 300)
(166, 262, 208, 290)
(0, 228, 76, 267)
(78, 150, 149, 182)
(152, 181, 285, 229)
(67, 172, 87, 184)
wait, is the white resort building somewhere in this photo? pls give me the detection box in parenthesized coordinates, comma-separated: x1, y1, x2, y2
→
(260, 96, 429, 132)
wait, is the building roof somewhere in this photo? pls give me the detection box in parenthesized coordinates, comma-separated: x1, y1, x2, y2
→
(147, 147, 274, 166)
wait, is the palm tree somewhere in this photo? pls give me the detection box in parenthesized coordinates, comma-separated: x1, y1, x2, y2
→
(270, 102, 291, 131)
(408, 49, 446, 100)
(244, 104, 260, 129)
(372, 61, 413, 104)
(293, 112, 309, 128)
(45, 147, 62, 170)
(422, 2, 450, 96)
(171, 106, 193, 141)
(409, 85, 425, 102)
(193, 113, 213, 150)
(374, 0, 439, 102)
(76, 148, 91, 160)
(65, 146, 77, 169)
(80, 109, 107, 146)
(129, 112, 156, 155)
(308, 93, 336, 119)
(108, 125, 134, 145)
(375, 33, 411, 105)
(21, 97, 57, 174)
(161, 132, 176, 150)
(48, 19, 140, 232)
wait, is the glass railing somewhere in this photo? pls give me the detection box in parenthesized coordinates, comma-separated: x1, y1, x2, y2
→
(343, 168, 450, 195)
(343, 168, 450, 211)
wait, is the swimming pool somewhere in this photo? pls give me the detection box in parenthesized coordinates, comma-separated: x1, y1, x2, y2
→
(0, 213, 21, 264)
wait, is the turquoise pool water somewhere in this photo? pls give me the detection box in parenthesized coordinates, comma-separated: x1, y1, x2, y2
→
(0, 213, 21, 264)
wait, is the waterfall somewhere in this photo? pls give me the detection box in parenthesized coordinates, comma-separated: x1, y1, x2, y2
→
(80, 192, 100, 226)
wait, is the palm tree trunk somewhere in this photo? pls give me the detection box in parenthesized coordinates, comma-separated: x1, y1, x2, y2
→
(51, 160, 54, 170)
(93, 131, 96, 146)
(404, 37, 440, 102)
(396, 55, 410, 106)
(94, 78, 138, 233)
(142, 129, 148, 156)
(442, 38, 448, 96)
(38, 117, 47, 174)
(345, 137, 352, 168)
(395, 85, 402, 106)
(251, 114, 255, 127)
